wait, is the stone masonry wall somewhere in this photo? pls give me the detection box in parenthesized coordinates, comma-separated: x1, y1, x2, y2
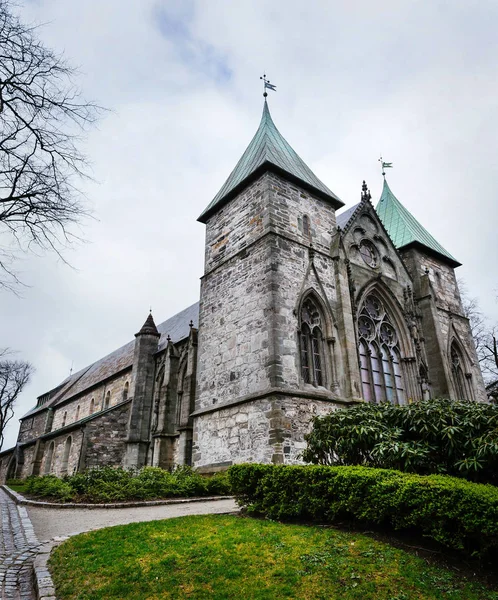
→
(39, 429, 84, 477)
(193, 396, 342, 468)
(18, 445, 35, 479)
(17, 410, 50, 444)
(0, 450, 14, 482)
(197, 174, 274, 411)
(51, 370, 131, 432)
(83, 402, 131, 470)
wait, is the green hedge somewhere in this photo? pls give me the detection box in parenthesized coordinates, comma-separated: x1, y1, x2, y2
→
(228, 463, 498, 560)
(24, 466, 231, 503)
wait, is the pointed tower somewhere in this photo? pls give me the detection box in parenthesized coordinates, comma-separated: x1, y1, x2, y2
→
(193, 100, 349, 470)
(124, 312, 160, 469)
(376, 178, 486, 402)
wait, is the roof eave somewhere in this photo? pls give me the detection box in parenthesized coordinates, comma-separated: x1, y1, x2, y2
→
(398, 240, 462, 268)
(198, 162, 344, 224)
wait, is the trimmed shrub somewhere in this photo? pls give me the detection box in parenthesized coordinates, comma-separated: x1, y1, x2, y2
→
(228, 463, 498, 560)
(303, 398, 498, 485)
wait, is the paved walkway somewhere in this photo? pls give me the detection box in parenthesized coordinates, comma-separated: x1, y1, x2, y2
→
(0, 488, 39, 600)
(27, 498, 238, 541)
(0, 492, 237, 600)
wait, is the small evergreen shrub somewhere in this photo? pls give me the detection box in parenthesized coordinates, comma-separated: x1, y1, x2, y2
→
(25, 475, 75, 502)
(22, 465, 231, 503)
(228, 463, 498, 560)
(303, 398, 498, 485)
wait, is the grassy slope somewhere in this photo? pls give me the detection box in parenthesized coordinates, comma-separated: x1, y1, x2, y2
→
(49, 515, 497, 600)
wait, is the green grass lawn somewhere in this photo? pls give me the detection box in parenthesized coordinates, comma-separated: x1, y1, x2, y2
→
(49, 515, 497, 600)
(6, 481, 27, 493)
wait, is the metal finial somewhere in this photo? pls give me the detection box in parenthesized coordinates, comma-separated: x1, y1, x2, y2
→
(189, 320, 194, 329)
(167, 334, 171, 342)
(260, 73, 277, 98)
(379, 155, 393, 178)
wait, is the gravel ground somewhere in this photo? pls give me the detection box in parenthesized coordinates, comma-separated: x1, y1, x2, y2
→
(27, 498, 239, 542)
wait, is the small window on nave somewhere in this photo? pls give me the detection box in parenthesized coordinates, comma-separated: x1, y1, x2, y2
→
(123, 381, 129, 401)
(302, 214, 311, 238)
(104, 391, 111, 410)
(90, 398, 95, 414)
(62, 411, 67, 427)
(358, 293, 406, 405)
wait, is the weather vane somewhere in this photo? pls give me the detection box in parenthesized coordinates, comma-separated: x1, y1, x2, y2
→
(260, 74, 277, 98)
(379, 155, 393, 177)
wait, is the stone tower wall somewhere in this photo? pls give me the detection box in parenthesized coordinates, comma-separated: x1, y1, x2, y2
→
(194, 171, 351, 469)
(402, 247, 486, 402)
(196, 173, 274, 412)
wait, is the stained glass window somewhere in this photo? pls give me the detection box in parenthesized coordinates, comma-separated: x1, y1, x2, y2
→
(358, 293, 406, 404)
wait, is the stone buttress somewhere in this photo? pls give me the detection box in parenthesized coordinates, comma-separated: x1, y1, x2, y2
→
(124, 313, 160, 468)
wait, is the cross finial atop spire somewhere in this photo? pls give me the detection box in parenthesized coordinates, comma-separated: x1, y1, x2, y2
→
(379, 155, 393, 178)
(260, 73, 277, 98)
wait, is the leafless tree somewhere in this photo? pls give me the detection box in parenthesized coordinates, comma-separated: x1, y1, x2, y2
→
(460, 280, 498, 384)
(0, 349, 33, 450)
(0, 0, 104, 291)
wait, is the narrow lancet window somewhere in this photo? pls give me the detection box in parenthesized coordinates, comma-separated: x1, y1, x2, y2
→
(300, 297, 325, 387)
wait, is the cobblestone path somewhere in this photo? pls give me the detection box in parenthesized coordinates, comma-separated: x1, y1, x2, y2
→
(0, 488, 39, 600)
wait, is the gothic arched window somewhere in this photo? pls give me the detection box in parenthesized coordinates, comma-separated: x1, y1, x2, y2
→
(104, 391, 111, 409)
(300, 297, 325, 387)
(358, 293, 406, 404)
(61, 437, 72, 475)
(451, 342, 469, 400)
(44, 442, 55, 474)
(123, 381, 129, 401)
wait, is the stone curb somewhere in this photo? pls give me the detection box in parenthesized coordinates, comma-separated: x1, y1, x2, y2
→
(9, 493, 57, 600)
(2, 486, 234, 509)
(33, 540, 60, 600)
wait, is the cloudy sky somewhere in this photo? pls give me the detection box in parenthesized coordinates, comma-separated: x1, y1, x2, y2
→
(2, 0, 498, 448)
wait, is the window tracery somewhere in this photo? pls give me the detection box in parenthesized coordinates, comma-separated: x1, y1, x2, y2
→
(300, 297, 325, 386)
(359, 240, 378, 268)
(358, 293, 405, 404)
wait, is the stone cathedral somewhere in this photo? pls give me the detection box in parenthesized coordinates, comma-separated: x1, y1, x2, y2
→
(1, 101, 487, 481)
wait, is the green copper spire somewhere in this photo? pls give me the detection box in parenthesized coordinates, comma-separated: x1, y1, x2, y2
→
(198, 101, 343, 223)
(376, 178, 460, 267)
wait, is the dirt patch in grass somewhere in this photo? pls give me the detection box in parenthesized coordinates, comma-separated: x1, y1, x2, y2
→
(49, 514, 498, 600)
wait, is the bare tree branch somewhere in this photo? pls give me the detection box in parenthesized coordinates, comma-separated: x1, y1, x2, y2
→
(0, 0, 105, 290)
(459, 279, 498, 384)
(0, 348, 33, 450)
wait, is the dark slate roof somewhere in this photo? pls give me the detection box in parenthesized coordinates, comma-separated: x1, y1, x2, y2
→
(336, 203, 361, 230)
(198, 100, 343, 222)
(22, 302, 200, 419)
(376, 178, 460, 267)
